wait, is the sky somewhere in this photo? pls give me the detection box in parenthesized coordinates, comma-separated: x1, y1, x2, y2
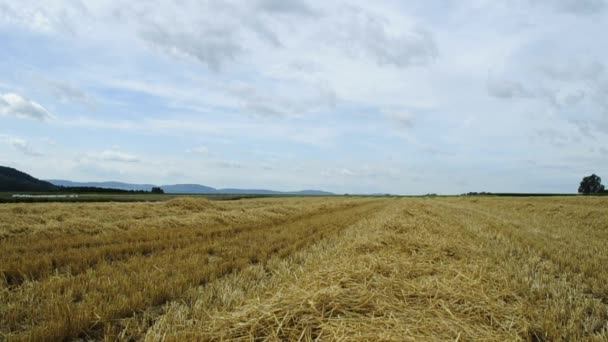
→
(0, 0, 607, 194)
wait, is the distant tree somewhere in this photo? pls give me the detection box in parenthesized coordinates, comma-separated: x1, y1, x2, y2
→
(151, 187, 165, 194)
(578, 174, 605, 195)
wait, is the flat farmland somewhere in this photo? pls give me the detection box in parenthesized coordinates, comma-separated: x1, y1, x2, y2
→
(1, 197, 608, 341)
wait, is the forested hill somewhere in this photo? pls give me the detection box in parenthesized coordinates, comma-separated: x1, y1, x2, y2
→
(0, 166, 57, 192)
(0, 166, 144, 193)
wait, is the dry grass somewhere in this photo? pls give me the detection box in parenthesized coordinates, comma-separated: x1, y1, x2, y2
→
(0, 197, 382, 341)
(145, 199, 523, 341)
(2, 196, 608, 341)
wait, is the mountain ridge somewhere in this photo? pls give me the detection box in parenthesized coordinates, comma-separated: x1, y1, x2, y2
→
(47, 179, 334, 195)
(1, 166, 57, 192)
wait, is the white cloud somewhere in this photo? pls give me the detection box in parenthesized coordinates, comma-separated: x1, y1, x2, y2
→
(42, 79, 91, 105)
(490, 56, 608, 138)
(255, 0, 316, 16)
(328, 9, 437, 68)
(8, 138, 43, 157)
(539, 59, 604, 82)
(487, 79, 534, 99)
(9, 138, 43, 156)
(0, 135, 43, 156)
(386, 110, 415, 128)
(2, 1, 437, 73)
(216, 160, 243, 169)
(340, 168, 357, 176)
(131, 1, 438, 73)
(99, 150, 140, 163)
(552, 84, 586, 107)
(231, 82, 336, 118)
(541, 0, 606, 14)
(0, 93, 53, 121)
(139, 25, 243, 72)
(72, 150, 142, 172)
(189, 146, 209, 154)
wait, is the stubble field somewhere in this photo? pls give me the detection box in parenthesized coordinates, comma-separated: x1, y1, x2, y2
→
(1, 196, 607, 341)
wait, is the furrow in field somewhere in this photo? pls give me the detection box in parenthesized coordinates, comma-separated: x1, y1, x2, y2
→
(145, 199, 524, 341)
(428, 199, 608, 340)
(0, 199, 367, 286)
(435, 199, 608, 296)
(150, 198, 608, 341)
(0, 199, 386, 341)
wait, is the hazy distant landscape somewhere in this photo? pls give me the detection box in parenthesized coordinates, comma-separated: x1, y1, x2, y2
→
(47, 179, 335, 195)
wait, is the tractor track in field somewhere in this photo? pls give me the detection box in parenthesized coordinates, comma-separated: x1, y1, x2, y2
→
(2, 199, 388, 341)
(0, 200, 379, 286)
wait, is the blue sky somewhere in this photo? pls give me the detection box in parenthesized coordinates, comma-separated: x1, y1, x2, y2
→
(1, 0, 607, 194)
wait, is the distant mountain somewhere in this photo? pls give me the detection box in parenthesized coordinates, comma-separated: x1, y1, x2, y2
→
(217, 188, 281, 195)
(1, 166, 57, 191)
(47, 179, 334, 195)
(216, 189, 334, 195)
(48, 180, 156, 192)
(289, 190, 334, 195)
(161, 184, 217, 194)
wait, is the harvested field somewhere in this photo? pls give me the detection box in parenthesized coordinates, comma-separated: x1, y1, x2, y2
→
(1, 196, 608, 341)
